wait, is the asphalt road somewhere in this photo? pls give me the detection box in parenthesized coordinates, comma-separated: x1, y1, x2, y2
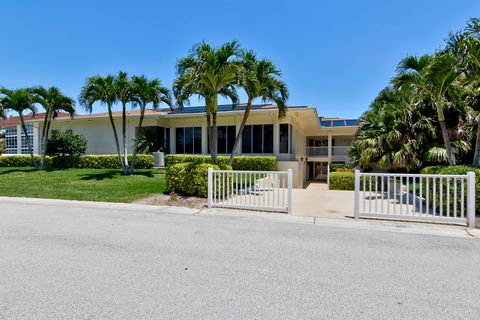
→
(1, 199, 479, 319)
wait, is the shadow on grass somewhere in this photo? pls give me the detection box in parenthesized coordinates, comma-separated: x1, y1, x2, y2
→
(0, 167, 55, 175)
(79, 170, 155, 181)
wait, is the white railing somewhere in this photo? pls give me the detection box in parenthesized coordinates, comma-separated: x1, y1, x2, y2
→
(208, 168, 293, 214)
(353, 170, 476, 227)
(306, 146, 349, 157)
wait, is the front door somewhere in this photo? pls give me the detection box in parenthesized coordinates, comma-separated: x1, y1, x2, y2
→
(307, 162, 328, 181)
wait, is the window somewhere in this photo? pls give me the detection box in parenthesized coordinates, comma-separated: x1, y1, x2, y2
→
(5, 126, 17, 154)
(279, 124, 292, 154)
(216, 126, 236, 154)
(176, 127, 201, 154)
(20, 124, 34, 154)
(241, 124, 273, 154)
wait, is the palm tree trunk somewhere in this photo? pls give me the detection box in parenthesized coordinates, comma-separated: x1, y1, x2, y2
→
(38, 111, 50, 170)
(473, 121, 480, 166)
(131, 103, 146, 174)
(211, 111, 218, 164)
(436, 102, 456, 165)
(228, 98, 253, 165)
(122, 101, 129, 175)
(107, 104, 126, 173)
(19, 113, 37, 169)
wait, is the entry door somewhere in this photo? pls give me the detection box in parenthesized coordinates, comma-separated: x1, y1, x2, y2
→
(314, 162, 328, 180)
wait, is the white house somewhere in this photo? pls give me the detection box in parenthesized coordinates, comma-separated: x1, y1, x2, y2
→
(0, 104, 358, 188)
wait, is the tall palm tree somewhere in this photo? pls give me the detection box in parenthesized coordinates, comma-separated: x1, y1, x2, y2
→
(174, 41, 240, 163)
(0, 88, 39, 167)
(79, 75, 128, 174)
(130, 75, 172, 172)
(393, 53, 461, 165)
(114, 71, 135, 172)
(228, 51, 289, 165)
(32, 86, 75, 170)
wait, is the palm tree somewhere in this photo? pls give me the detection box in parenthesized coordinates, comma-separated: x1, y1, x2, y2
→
(79, 75, 128, 174)
(114, 71, 136, 172)
(32, 86, 75, 170)
(393, 53, 461, 165)
(228, 51, 289, 165)
(130, 75, 172, 172)
(0, 88, 39, 167)
(174, 41, 240, 163)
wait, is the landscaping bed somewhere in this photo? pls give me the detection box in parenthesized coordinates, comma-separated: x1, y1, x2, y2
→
(0, 167, 166, 203)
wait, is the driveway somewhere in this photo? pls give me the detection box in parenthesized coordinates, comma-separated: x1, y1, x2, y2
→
(293, 182, 354, 218)
(1, 198, 479, 319)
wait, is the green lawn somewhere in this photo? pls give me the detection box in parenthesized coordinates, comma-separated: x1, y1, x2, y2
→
(0, 167, 166, 202)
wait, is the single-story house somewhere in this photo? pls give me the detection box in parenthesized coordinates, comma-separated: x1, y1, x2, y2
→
(0, 104, 358, 188)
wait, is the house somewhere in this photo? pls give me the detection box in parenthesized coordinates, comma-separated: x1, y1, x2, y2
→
(0, 104, 358, 188)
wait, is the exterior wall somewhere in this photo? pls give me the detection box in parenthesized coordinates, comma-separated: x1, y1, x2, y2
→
(277, 160, 305, 189)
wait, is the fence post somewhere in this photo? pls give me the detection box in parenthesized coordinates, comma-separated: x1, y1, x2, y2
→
(287, 169, 293, 215)
(467, 171, 476, 228)
(208, 167, 213, 208)
(327, 164, 330, 190)
(354, 169, 360, 220)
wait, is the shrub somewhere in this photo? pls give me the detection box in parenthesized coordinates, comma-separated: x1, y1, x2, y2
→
(165, 154, 276, 171)
(0, 140, 5, 155)
(165, 162, 233, 197)
(421, 165, 480, 213)
(46, 130, 88, 156)
(0, 155, 51, 167)
(0, 154, 154, 169)
(329, 171, 355, 190)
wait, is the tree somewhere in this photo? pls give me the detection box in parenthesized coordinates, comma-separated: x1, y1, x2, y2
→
(228, 50, 289, 165)
(130, 75, 172, 172)
(79, 75, 127, 174)
(393, 53, 461, 165)
(46, 130, 87, 155)
(174, 41, 240, 163)
(32, 86, 75, 170)
(114, 72, 135, 172)
(0, 88, 38, 167)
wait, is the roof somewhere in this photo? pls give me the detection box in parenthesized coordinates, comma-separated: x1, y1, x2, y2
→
(0, 112, 70, 127)
(319, 117, 358, 127)
(169, 104, 308, 114)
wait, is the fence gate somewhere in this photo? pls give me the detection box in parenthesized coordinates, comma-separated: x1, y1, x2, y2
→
(208, 168, 293, 214)
(354, 170, 476, 227)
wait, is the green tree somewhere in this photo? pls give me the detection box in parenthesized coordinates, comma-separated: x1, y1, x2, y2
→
(0, 88, 38, 167)
(130, 75, 172, 172)
(32, 86, 75, 170)
(79, 75, 128, 174)
(46, 130, 87, 155)
(393, 53, 461, 165)
(114, 72, 135, 172)
(228, 50, 289, 165)
(174, 41, 240, 163)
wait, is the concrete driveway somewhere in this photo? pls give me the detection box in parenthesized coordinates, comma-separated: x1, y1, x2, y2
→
(293, 182, 354, 218)
(1, 197, 479, 319)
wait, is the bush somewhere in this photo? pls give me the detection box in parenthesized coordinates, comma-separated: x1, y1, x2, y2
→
(0, 154, 154, 169)
(0, 140, 5, 155)
(329, 171, 356, 190)
(165, 154, 276, 171)
(165, 162, 233, 197)
(46, 130, 88, 156)
(0, 155, 51, 167)
(421, 165, 480, 213)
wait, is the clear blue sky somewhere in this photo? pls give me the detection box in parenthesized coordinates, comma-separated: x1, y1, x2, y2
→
(1, 0, 479, 118)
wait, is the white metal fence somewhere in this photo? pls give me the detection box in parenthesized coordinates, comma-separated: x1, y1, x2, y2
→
(354, 170, 476, 227)
(208, 168, 293, 214)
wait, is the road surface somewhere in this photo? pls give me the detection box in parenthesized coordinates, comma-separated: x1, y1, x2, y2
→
(1, 198, 479, 319)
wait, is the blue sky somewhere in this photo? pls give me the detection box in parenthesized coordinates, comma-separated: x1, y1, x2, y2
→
(1, 0, 479, 118)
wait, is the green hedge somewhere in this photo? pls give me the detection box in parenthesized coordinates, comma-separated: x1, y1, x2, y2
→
(421, 165, 480, 213)
(329, 171, 356, 190)
(165, 154, 277, 171)
(166, 162, 232, 197)
(0, 154, 154, 169)
(0, 155, 51, 167)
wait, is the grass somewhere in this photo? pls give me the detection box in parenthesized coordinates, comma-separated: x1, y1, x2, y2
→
(0, 167, 166, 202)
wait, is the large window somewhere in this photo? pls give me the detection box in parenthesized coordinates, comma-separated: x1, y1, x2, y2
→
(242, 124, 273, 154)
(176, 127, 201, 154)
(5, 126, 17, 154)
(279, 123, 292, 154)
(20, 124, 34, 154)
